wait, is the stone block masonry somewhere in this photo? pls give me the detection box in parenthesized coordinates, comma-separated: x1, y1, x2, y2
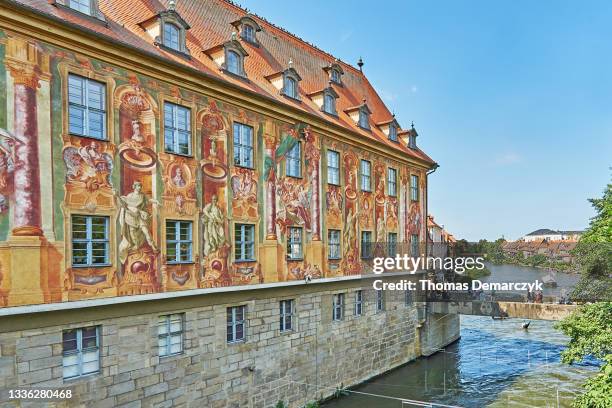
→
(0, 278, 461, 408)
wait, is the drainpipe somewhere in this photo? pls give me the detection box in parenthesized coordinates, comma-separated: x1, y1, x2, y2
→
(425, 163, 439, 259)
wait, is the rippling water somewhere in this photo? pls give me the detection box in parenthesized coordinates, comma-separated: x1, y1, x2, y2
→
(323, 315, 599, 408)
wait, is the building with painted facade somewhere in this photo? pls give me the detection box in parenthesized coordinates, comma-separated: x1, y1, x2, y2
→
(0, 1, 457, 406)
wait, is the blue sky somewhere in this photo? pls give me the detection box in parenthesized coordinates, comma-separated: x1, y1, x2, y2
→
(240, 0, 612, 241)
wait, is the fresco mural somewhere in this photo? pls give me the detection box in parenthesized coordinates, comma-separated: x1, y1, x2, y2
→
(0, 29, 429, 308)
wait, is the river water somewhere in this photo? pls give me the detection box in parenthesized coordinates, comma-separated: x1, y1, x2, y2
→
(323, 266, 597, 408)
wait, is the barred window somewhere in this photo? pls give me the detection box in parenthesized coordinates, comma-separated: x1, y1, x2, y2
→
(328, 229, 341, 260)
(360, 160, 371, 191)
(287, 227, 303, 260)
(164, 102, 191, 155)
(279, 300, 294, 332)
(158, 314, 184, 357)
(233, 123, 254, 168)
(327, 150, 340, 185)
(376, 290, 385, 312)
(405, 290, 413, 307)
(71, 215, 109, 267)
(235, 224, 255, 261)
(388, 168, 397, 197)
(333, 293, 344, 321)
(166, 220, 193, 263)
(286, 142, 301, 177)
(227, 306, 246, 343)
(68, 74, 106, 140)
(62, 326, 99, 379)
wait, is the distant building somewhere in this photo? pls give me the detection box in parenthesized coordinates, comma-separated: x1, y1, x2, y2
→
(502, 239, 578, 264)
(427, 215, 455, 258)
(523, 229, 584, 242)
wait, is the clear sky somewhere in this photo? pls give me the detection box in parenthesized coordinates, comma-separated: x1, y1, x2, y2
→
(240, 0, 612, 241)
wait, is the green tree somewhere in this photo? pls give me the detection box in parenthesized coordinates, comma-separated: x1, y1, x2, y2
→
(556, 302, 612, 408)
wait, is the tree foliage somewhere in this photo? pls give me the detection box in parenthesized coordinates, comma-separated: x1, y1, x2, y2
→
(556, 302, 612, 408)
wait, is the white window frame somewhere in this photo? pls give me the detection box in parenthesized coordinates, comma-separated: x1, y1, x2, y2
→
(354, 290, 363, 316)
(226, 49, 243, 76)
(328, 229, 341, 260)
(279, 300, 294, 332)
(411, 175, 419, 201)
(285, 142, 301, 177)
(360, 160, 371, 191)
(62, 326, 100, 380)
(323, 92, 336, 114)
(68, 74, 107, 140)
(283, 76, 299, 99)
(227, 305, 246, 343)
(235, 224, 255, 262)
(71, 215, 110, 267)
(67, 0, 92, 15)
(163, 22, 181, 51)
(287, 227, 303, 260)
(242, 24, 255, 43)
(327, 150, 340, 185)
(158, 314, 184, 357)
(165, 220, 193, 264)
(164, 102, 192, 156)
(331, 68, 341, 84)
(233, 122, 254, 168)
(388, 168, 397, 197)
(333, 293, 344, 321)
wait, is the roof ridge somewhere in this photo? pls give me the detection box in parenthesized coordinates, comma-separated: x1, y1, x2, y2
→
(217, 0, 364, 76)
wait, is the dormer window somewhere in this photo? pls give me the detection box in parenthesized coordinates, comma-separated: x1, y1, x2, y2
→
(358, 108, 370, 130)
(232, 15, 263, 45)
(324, 61, 344, 85)
(409, 134, 417, 149)
(389, 123, 398, 142)
(324, 93, 336, 114)
(227, 50, 242, 75)
(284, 77, 298, 99)
(267, 62, 302, 100)
(68, 0, 92, 15)
(163, 23, 180, 51)
(139, 3, 191, 57)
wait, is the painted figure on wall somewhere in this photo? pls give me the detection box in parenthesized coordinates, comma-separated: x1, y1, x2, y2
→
(64, 141, 113, 192)
(408, 200, 422, 236)
(202, 194, 226, 257)
(0, 129, 16, 213)
(230, 167, 257, 218)
(116, 181, 158, 264)
(276, 177, 311, 234)
(326, 186, 343, 228)
(172, 167, 186, 187)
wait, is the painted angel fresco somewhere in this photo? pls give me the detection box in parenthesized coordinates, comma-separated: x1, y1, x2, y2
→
(276, 178, 311, 233)
(63, 142, 113, 192)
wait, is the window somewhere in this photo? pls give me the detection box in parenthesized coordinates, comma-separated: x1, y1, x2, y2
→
(284, 77, 298, 99)
(328, 229, 341, 260)
(405, 290, 413, 307)
(389, 124, 398, 142)
(62, 326, 99, 379)
(227, 305, 246, 343)
(409, 134, 417, 149)
(242, 24, 255, 43)
(164, 102, 191, 155)
(71, 215, 109, 267)
(235, 224, 255, 261)
(166, 220, 193, 263)
(163, 23, 180, 51)
(332, 293, 344, 321)
(227, 50, 242, 76)
(68, 74, 106, 140)
(285, 142, 301, 177)
(388, 168, 397, 197)
(411, 234, 420, 258)
(376, 290, 385, 312)
(354, 290, 363, 316)
(361, 231, 372, 259)
(411, 175, 419, 201)
(360, 160, 371, 191)
(279, 300, 294, 332)
(67, 0, 92, 15)
(323, 93, 336, 114)
(327, 150, 340, 185)
(233, 123, 254, 168)
(331, 68, 341, 84)
(158, 314, 184, 357)
(358, 109, 370, 130)
(287, 227, 303, 260)
(388, 233, 397, 256)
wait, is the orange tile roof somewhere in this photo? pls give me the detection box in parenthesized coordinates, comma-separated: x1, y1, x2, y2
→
(12, 0, 435, 165)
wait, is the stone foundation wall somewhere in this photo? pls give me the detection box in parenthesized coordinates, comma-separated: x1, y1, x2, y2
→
(419, 312, 461, 357)
(0, 283, 425, 408)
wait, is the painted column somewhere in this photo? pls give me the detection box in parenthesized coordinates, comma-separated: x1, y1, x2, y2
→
(308, 130, 321, 241)
(264, 134, 277, 240)
(6, 38, 48, 237)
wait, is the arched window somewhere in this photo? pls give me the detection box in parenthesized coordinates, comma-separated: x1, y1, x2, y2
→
(164, 23, 180, 51)
(389, 124, 398, 142)
(331, 69, 341, 84)
(323, 93, 336, 114)
(359, 109, 370, 129)
(227, 50, 241, 75)
(242, 24, 255, 43)
(284, 77, 298, 99)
